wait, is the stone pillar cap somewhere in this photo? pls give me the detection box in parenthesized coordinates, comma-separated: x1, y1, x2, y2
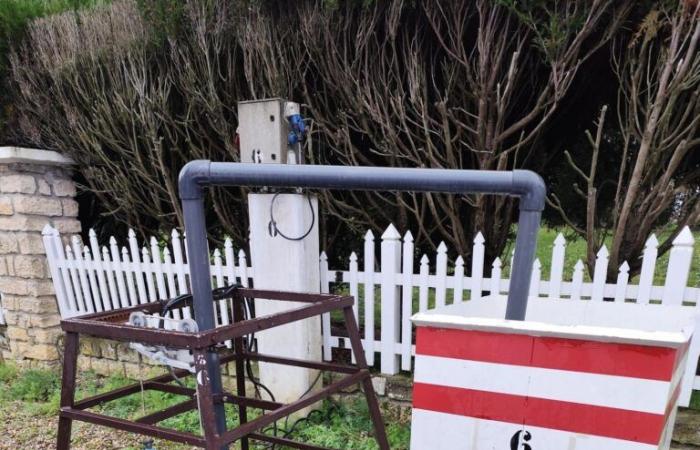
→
(0, 146, 74, 166)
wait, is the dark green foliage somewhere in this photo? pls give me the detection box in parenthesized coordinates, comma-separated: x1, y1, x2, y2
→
(135, 0, 185, 45)
(7, 367, 61, 402)
(0, 0, 106, 144)
(0, 361, 18, 384)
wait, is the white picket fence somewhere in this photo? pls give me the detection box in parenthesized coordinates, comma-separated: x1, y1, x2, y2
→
(41, 225, 254, 324)
(40, 223, 700, 405)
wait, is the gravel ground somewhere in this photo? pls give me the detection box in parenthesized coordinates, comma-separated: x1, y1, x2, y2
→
(0, 402, 194, 450)
(0, 400, 697, 450)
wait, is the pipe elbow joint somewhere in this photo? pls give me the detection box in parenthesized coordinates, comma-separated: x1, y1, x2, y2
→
(179, 160, 211, 200)
(513, 170, 546, 212)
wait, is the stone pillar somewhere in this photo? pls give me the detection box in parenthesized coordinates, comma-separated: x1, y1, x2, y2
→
(0, 147, 81, 365)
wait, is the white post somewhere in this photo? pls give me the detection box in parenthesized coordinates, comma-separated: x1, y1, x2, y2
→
(348, 251, 359, 365)
(401, 231, 415, 371)
(363, 230, 376, 364)
(248, 193, 321, 404)
(380, 223, 401, 375)
(662, 226, 694, 306)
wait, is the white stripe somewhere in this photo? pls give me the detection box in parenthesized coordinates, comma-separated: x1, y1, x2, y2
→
(415, 354, 671, 414)
(410, 409, 658, 450)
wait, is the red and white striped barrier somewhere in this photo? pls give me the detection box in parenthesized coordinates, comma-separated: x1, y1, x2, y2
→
(410, 298, 695, 450)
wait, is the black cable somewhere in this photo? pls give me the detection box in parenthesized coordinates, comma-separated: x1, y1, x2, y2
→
(268, 191, 315, 241)
(160, 285, 330, 448)
(239, 293, 279, 446)
(169, 365, 187, 388)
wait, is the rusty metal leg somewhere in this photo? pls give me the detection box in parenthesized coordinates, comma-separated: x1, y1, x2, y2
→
(232, 297, 249, 450)
(57, 332, 79, 450)
(194, 348, 227, 450)
(342, 307, 390, 450)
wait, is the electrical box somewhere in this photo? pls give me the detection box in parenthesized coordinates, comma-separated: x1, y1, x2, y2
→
(238, 98, 287, 164)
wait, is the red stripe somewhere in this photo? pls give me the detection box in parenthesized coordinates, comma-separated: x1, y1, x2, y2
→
(665, 381, 682, 419)
(413, 382, 665, 445)
(416, 326, 678, 381)
(673, 339, 691, 375)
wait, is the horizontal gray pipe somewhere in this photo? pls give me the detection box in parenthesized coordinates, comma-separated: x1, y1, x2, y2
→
(179, 161, 545, 211)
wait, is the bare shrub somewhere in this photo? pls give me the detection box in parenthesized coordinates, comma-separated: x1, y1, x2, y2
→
(11, 0, 247, 242)
(551, 1, 700, 276)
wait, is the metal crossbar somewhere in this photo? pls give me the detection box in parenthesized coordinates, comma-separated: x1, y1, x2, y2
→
(56, 288, 390, 450)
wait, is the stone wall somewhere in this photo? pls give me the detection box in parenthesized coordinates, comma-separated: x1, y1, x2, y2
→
(0, 147, 81, 365)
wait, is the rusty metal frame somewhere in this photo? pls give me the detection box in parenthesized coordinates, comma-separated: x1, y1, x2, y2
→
(56, 288, 390, 450)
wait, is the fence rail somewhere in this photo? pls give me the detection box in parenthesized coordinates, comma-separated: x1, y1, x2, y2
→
(41, 223, 700, 406)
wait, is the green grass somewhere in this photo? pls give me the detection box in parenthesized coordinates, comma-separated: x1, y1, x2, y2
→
(0, 361, 411, 449)
(531, 227, 700, 286)
(330, 226, 700, 324)
(691, 391, 700, 410)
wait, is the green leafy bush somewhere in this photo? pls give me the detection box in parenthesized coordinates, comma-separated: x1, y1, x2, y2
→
(8, 367, 60, 402)
(0, 361, 18, 384)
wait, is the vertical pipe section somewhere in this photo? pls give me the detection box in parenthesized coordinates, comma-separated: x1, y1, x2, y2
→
(181, 194, 228, 448)
(180, 162, 545, 322)
(506, 209, 541, 320)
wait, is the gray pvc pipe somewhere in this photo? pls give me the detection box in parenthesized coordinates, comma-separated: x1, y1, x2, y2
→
(178, 161, 545, 445)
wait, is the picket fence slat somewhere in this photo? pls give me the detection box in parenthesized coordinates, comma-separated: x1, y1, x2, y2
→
(72, 236, 95, 313)
(591, 246, 609, 302)
(380, 224, 402, 374)
(320, 252, 332, 361)
(83, 247, 102, 312)
(141, 248, 157, 302)
(150, 237, 168, 301)
(549, 234, 566, 299)
(418, 255, 429, 312)
(490, 258, 502, 296)
(42, 224, 700, 407)
(530, 259, 542, 296)
(453, 256, 464, 304)
(89, 230, 112, 310)
(66, 245, 87, 314)
(348, 252, 359, 365)
(614, 261, 630, 303)
(401, 231, 415, 371)
(663, 228, 695, 306)
(363, 231, 375, 365)
(100, 247, 118, 311)
(435, 242, 447, 309)
(171, 230, 191, 319)
(638, 234, 659, 304)
(128, 230, 148, 304)
(471, 233, 485, 301)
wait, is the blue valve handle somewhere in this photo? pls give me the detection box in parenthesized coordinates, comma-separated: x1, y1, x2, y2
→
(287, 113, 306, 145)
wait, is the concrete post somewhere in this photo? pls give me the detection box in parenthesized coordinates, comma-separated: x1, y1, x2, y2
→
(0, 147, 81, 365)
(248, 193, 321, 404)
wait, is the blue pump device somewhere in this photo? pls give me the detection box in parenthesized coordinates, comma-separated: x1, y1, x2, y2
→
(284, 102, 306, 146)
